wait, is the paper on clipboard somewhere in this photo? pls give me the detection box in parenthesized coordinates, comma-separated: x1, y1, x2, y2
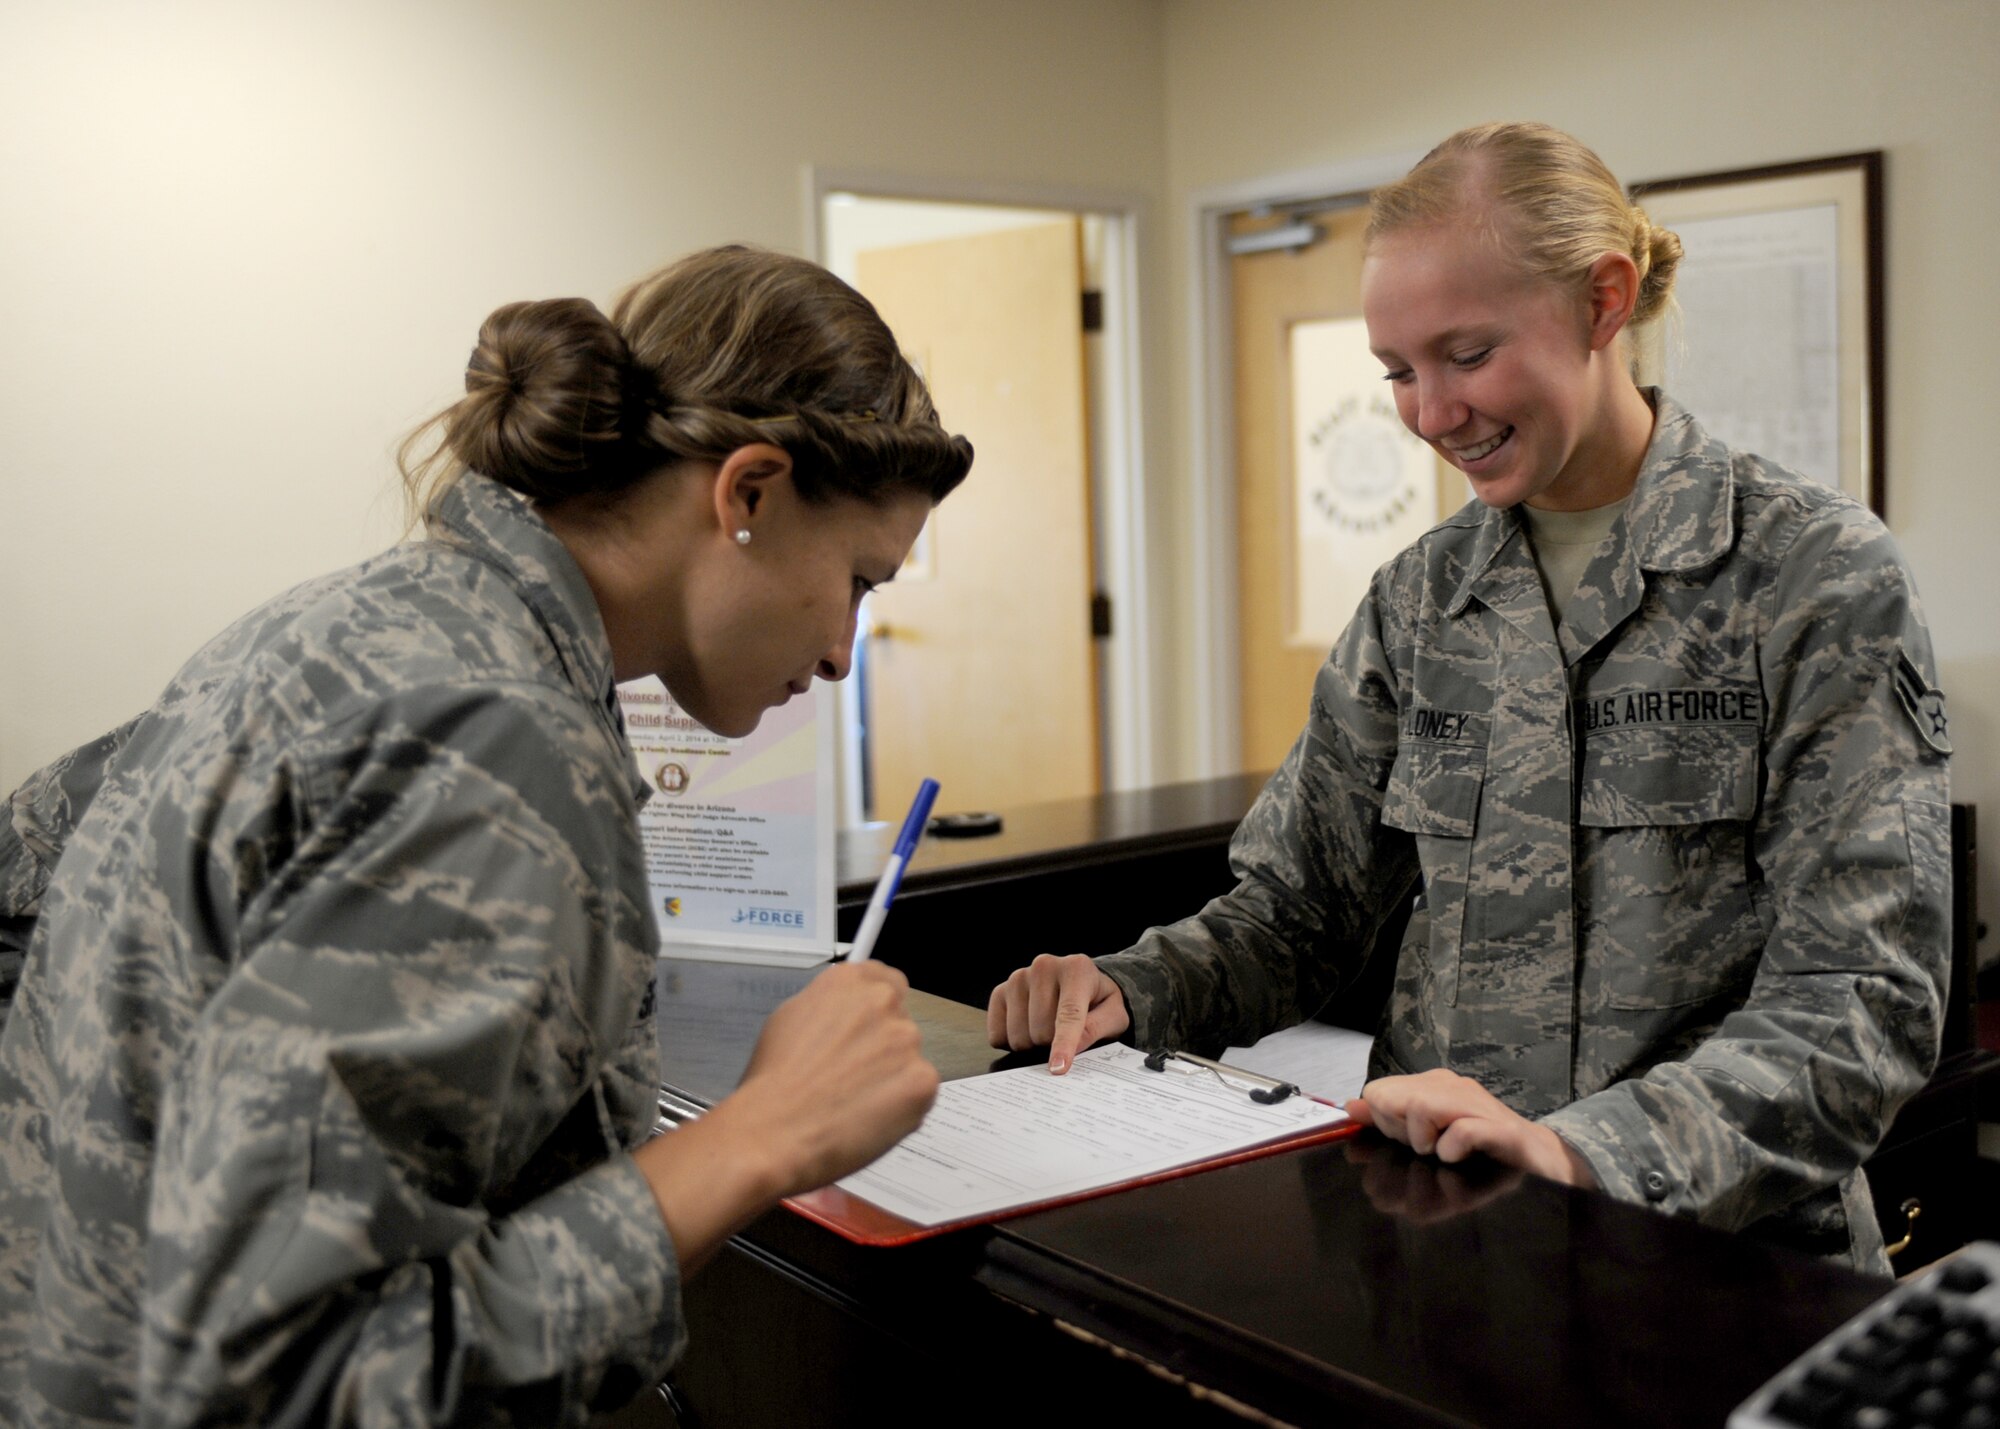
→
(819, 1044, 1351, 1233)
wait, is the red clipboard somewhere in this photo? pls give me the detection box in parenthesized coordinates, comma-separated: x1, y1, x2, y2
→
(784, 1094, 1362, 1247)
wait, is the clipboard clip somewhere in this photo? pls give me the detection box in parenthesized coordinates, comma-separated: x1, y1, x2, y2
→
(653, 1088, 708, 1135)
(1143, 1047, 1299, 1105)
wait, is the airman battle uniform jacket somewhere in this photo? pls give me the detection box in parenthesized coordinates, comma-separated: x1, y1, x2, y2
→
(0, 473, 680, 1426)
(1098, 393, 1951, 1273)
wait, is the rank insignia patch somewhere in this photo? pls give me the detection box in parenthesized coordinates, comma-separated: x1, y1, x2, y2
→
(1893, 650, 1952, 755)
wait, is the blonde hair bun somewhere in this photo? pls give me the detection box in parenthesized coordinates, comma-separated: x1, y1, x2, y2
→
(1631, 211, 1684, 325)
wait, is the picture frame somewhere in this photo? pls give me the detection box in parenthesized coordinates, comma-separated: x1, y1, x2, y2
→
(1629, 152, 1884, 516)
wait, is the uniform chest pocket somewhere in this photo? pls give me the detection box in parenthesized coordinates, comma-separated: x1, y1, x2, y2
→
(1392, 704, 1488, 836)
(1578, 723, 1759, 826)
(1382, 720, 1487, 836)
(1382, 736, 1486, 1007)
(1577, 724, 1764, 1010)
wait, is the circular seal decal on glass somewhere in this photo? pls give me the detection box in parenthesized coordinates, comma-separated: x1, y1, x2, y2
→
(1305, 393, 1423, 535)
(1287, 316, 1441, 648)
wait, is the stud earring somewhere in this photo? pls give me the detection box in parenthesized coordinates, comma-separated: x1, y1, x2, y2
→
(735, 529, 752, 545)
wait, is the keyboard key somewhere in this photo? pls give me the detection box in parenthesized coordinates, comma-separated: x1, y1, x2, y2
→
(1941, 1329, 1986, 1362)
(1906, 1294, 1946, 1323)
(1939, 1304, 1986, 1334)
(1805, 1361, 1860, 1395)
(1921, 1356, 1966, 1387)
(1941, 1260, 1994, 1296)
(1911, 1386, 1954, 1418)
(1883, 1315, 1941, 1348)
(1771, 1384, 1838, 1425)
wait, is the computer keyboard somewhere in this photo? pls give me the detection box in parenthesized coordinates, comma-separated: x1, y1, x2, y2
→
(1730, 1241, 2000, 1428)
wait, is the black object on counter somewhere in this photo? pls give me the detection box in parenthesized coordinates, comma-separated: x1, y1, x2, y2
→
(928, 811, 1003, 838)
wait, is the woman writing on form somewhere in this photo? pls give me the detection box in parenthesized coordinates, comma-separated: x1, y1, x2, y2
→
(991, 123, 1949, 1273)
(0, 245, 969, 1424)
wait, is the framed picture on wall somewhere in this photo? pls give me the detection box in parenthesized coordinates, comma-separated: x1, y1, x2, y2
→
(1629, 151, 1884, 516)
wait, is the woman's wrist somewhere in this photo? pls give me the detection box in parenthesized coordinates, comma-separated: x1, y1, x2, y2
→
(1544, 1127, 1599, 1190)
(630, 1098, 798, 1272)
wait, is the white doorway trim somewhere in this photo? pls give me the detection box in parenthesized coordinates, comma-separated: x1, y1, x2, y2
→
(806, 167, 1157, 822)
(1184, 151, 1423, 777)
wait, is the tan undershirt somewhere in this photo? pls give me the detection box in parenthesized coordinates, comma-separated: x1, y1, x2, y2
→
(1520, 496, 1631, 624)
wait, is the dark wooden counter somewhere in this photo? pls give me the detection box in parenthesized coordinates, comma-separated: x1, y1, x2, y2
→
(836, 771, 1271, 896)
(832, 772, 1270, 1008)
(651, 959, 1893, 1428)
(994, 1150, 1890, 1429)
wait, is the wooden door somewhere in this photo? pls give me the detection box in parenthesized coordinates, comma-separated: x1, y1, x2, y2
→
(1230, 207, 1463, 773)
(854, 220, 1099, 817)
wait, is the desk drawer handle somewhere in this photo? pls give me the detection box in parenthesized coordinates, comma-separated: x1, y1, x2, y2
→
(1886, 1197, 1923, 1258)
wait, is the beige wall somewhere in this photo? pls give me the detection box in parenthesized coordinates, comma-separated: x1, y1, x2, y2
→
(8, 0, 1998, 934)
(0, 0, 1170, 787)
(1159, 0, 2000, 946)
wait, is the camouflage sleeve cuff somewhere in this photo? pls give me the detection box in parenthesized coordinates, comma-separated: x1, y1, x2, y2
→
(323, 1146, 685, 1422)
(1094, 950, 1184, 1052)
(1539, 1093, 1692, 1216)
(497, 1152, 687, 1398)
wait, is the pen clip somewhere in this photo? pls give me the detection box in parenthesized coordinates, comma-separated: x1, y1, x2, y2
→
(1143, 1047, 1300, 1105)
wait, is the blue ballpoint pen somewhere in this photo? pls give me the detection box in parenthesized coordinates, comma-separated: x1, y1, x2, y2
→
(847, 778, 940, 963)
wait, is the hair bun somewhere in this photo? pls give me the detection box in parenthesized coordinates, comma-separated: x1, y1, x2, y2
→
(450, 297, 655, 500)
(1631, 210, 1684, 325)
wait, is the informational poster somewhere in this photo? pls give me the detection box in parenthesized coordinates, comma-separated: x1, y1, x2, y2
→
(1659, 202, 1841, 485)
(617, 677, 836, 966)
(1289, 316, 1439, 649)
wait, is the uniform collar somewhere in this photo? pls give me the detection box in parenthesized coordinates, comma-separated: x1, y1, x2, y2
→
(425, 474, 645, 799)
(1617, 389, 1738, 575)
(1445, 389, 1735, 621)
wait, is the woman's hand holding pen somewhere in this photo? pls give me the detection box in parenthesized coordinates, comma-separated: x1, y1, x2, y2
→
(1346, 1069, 1597, 1189)
(986, 953, 1129, 1073)
(734, 961, 941, 1189)
(633, 962, 939, 1274)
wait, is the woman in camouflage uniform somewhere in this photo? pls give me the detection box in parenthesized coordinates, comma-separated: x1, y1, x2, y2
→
(0, 246, 968, 1425)
(991, 123, 1950, 1274)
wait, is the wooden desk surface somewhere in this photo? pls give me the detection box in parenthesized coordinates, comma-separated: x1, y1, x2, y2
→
(993, 1146, 1886, 1428)
(836, 770, 1270, 901)
(654, 959, 1891, 1427)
